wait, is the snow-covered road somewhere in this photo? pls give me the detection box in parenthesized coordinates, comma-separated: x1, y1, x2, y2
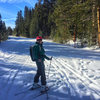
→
(0, 36, 100, 100)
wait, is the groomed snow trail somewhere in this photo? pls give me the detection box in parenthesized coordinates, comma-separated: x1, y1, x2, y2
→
(0, 36, 100, 100)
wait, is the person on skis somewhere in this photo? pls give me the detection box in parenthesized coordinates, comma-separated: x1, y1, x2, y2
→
(31, 36, 52, 93)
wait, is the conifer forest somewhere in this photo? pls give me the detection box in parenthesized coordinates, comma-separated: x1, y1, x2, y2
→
(0, 0, 100, 47)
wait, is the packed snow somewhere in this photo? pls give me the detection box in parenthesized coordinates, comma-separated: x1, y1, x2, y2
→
(0, 36, 100, 100)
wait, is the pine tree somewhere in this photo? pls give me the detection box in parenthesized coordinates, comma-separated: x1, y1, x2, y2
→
(15, 10, 24, 36)
(40, 3, 50, 37)
(30, 9, 39, 37)
(24, 6, 31, 37)
(2, 22, 7, 40)
(52, 0, 72, 43)
(38, 0, 42, 5)
(7, 27, 13, 35)
(30, 4, 39, 37)
(0, 14, 2, 42)
(0, 14, 7, 42)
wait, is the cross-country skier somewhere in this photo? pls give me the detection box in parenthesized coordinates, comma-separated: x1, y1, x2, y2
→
(31, 36, 52, 93)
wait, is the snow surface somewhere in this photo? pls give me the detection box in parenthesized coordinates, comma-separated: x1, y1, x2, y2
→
(0, 36, 100, 100)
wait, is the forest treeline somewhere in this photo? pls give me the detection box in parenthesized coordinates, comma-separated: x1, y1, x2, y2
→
(0, 14, 12, 42)
(0, 0, 100, 47)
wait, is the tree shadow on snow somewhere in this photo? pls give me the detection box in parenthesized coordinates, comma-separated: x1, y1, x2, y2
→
(0, 36, 99, 100)
(0, 61, 37, 100)
(0, 36, 100, 60)
(44, 42, 100, 61)
(0, 59, 96, 100)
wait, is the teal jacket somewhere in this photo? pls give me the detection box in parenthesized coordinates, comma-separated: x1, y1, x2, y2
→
(33, 42, 50, 61)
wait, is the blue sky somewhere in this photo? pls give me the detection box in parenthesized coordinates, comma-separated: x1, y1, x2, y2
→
(0, 0, 38, 28)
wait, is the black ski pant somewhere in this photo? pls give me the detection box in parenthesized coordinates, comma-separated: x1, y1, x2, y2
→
(34, 60, 46, 85)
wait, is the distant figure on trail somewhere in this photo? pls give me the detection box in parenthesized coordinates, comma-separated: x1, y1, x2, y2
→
(30, 36, 52, 93)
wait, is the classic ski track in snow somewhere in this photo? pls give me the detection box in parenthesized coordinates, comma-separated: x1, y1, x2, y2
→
(0, 51, 30, 100)
(58, 58, 100, 88)
(1, 58, 29, 100)
(60, 58, 100, 88)
(46, 60, 79, 98)
(45, 58, 100, 99)
(59, 58, 100, 95)
(5, 68, 21, 100)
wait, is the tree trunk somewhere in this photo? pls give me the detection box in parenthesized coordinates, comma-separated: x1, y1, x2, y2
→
(97, 6, 100, 47)
(92, 0, 97, 45)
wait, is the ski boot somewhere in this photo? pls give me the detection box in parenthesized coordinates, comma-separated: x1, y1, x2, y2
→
(41, 85, 49, 93)
(30, 83, 40, 90)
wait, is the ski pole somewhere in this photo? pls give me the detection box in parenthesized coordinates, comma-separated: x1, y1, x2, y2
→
(46, 57, 53, 100)
(47, 56, 53, 79)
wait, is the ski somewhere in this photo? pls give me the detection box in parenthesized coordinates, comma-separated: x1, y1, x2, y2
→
(15, 85, 41, 96)
(33, 87, 49, 99)
(33, 91, 47, 99)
